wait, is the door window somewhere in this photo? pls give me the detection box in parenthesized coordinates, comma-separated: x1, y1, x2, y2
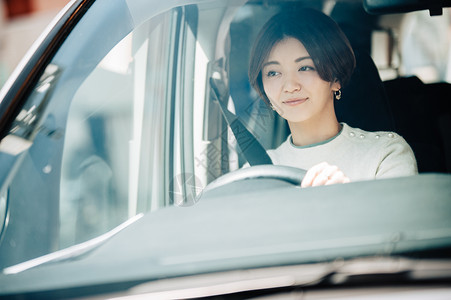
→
(59, 10, 177, 248)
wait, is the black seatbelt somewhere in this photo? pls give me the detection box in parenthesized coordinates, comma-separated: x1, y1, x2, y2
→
(210, 77, 273, 166)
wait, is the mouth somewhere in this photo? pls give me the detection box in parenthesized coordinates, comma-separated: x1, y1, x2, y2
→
(283, 98, 308, 106)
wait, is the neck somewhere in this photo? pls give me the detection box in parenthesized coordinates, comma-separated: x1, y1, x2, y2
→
(288, 115, 341, 147)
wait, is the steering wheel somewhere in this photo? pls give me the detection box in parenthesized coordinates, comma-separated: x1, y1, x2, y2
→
(202, 165, 307, 194)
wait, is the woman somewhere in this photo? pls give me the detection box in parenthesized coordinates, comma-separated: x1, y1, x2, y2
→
(248, 9, 417, 187)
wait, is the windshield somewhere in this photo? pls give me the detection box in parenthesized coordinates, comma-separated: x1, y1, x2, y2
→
(0, 0, 450, 290)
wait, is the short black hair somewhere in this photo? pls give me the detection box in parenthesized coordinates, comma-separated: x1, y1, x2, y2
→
(249, 8, 356, 105)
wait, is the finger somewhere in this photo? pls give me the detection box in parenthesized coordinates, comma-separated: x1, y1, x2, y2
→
(323, 164, 339, 179)
(301, 162, 329, 188)
(311, 164, 338, 187)
(301, 169, 315, 188)
(325, 170, 348, 185)
(328, 176, 351, 185)
(311, 173, 329, 187)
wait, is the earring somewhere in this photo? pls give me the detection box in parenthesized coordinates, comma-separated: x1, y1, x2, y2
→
(334, 89, 342, 100)
(269, 102, 276, 111)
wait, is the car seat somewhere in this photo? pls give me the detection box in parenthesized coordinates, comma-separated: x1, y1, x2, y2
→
(384, 76, 451, 173)
(336, 50, 396, 132)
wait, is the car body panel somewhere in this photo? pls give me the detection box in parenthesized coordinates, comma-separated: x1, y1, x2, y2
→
(0, 0, 450, 298)
(1, 174, 450, 296)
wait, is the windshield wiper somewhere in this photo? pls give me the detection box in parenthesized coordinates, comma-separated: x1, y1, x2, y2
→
(2, 213, 144, 275)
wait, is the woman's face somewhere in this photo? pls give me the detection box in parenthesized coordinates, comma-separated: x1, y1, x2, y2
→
(262, 38, 340, 125)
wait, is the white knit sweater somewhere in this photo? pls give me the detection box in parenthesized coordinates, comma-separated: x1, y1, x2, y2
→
(267, 123, 418, 181)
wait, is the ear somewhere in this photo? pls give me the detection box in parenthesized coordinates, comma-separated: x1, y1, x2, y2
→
(331, 79, 341, 91)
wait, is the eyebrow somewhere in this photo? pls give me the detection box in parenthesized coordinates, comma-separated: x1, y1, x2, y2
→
(262, 56, 312, 68)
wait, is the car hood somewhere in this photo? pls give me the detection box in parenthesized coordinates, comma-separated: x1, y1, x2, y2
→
(1, 174, 451, 295)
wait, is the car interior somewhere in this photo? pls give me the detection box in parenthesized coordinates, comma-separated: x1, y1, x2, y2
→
(1, 0, 450, 276)
(225, 0, 451, 175)
(49, 0, 451, 252)
(0, 1, 451, 298)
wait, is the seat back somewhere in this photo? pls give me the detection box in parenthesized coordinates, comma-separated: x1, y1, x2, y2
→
(336, 50, 396, 132)
(384, 76, 451, 173)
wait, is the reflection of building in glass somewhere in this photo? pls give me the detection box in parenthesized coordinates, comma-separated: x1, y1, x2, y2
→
(401, 8, 451, 83)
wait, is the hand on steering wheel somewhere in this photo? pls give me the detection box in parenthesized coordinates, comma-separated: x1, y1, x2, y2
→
(301, 162, 350, 188)
(201, 163, 349, 198)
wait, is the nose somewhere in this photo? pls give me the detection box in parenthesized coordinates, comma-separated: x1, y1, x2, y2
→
(283, 73, 301, 93)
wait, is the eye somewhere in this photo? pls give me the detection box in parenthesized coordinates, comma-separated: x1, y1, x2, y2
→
(265, 70, 280, 77)
(299, 66, 315, 72)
